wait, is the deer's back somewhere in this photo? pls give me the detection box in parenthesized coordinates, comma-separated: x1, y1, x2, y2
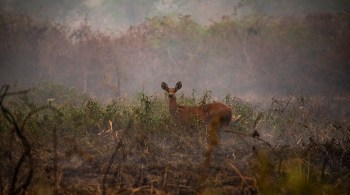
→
(176, 102, 232, 127)
(203, 103, 232, 127)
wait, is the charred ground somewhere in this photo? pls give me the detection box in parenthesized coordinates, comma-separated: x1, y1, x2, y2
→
(0, 83, 349, 194)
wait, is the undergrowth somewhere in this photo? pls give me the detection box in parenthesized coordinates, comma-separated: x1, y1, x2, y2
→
(0, 83, 349, 194)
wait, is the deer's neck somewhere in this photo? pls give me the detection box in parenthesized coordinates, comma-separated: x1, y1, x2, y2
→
(168, 97, 178, 115)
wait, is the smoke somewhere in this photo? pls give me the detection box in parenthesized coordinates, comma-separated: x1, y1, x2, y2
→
(2, 0, 349, 32)
(0, 0, 349, 114)
(84, 0, 104, 8)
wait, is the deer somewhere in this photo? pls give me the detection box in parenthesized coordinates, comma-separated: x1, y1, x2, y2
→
(161, 81, 233, 128)
(161, 81, 239, 173)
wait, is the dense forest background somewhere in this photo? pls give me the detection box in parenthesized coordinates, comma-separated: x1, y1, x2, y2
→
(0, 0, 349, 114)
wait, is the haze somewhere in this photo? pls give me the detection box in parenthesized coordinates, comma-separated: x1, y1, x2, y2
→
(0, 0, 349, 115)
(1, 0, 350, 31)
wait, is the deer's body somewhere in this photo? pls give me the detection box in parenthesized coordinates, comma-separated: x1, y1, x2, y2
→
(162, 81, 232, 128)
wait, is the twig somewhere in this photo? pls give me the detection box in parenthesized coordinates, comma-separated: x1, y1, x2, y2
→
(162, 164, 169, 189)
(335, 171, 350, 187)
(0, 85, 32, 194)
(0, 85, 60, 194)
(53, 126, 59, 194)
(102, 141, 123, 195)
(0, 85, 29, 100)
(227, 161, 247, 189)
(227, 160, 258, 192)
(223, 130, 274, 151)
(20, 105, 54, 130)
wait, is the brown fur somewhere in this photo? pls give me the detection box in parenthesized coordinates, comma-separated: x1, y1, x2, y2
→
(161, 81, 232, 128)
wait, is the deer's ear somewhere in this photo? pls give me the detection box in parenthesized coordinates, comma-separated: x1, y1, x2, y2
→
(175, 81, 182, 91)
(161, 82, 169, 91)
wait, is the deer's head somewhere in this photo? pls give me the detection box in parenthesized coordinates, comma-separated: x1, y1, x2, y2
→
(161, 81, 182, 99)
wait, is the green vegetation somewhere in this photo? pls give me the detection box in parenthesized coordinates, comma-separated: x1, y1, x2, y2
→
(0, 83, 349, 194)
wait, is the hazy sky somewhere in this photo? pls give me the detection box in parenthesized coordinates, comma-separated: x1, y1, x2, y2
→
(1, 0, 350, 32)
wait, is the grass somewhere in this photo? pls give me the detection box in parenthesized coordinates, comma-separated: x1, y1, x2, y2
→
(0, 83, 349, 194)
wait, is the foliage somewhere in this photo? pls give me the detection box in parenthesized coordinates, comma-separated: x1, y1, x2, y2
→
(0, 83, 349, 193)
(1, 10, 349, 101)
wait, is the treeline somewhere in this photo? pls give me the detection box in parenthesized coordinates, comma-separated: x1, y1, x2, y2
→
(0, 10, 349, 101)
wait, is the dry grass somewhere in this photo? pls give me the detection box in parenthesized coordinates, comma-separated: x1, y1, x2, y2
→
(0, 84, 349, 194)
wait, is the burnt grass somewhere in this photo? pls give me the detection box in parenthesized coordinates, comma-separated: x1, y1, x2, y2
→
(1, 84, 350, 194)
